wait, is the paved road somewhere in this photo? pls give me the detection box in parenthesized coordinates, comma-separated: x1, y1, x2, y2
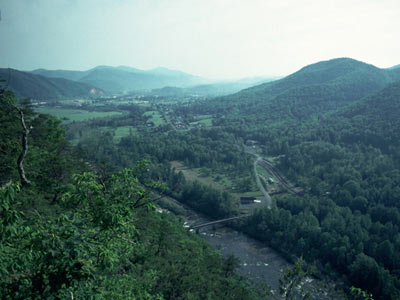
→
(242, 145, 272, 209)
(253, 156, 272, 209)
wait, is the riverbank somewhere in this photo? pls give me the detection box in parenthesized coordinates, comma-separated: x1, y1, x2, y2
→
(160, 197, 305, 296)
(158, 195, 340, 299)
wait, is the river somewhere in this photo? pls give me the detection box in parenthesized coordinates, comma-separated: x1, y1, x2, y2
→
(193, 222, 288, 294)
(163, 197, 310, 297)
(159, 196, 335, 299)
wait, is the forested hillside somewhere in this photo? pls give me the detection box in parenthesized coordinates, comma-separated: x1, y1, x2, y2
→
(0, 69, 100, 100)
(0, 90, 267, 299)
(213, 58, 400, 122)
(199, 58, 400, 299)
(333, 81, 400, 151)
(69, 57, 400, 299)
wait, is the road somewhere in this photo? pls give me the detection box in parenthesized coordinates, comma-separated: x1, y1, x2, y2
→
(161, 111, 177, 130)
(254, 156, 272, 209)
(244, 145, 302, 205)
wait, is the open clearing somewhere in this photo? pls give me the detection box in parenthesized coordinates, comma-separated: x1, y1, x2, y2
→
(36, 107, 124, 123)
(171, 161, 226, 191)
(189, 118, 213, 127)
(170, 161, 264, 202)
(144, 111, 166, 126)
(256, 164, 276, 181)
(113, 126, 138, 142)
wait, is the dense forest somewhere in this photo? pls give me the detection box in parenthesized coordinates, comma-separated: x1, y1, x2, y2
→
(62, 58, 400, 299)
(199, 59, 400, 299)
(2, 57, 400, 299)
(0, 90, 271, 299)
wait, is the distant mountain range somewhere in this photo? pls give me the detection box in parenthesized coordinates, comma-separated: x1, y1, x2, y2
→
(0, 65, 279, 100)
(2, 59, 399, 101)
(150, 76, 278, 97)
(31, 65, 211, 94)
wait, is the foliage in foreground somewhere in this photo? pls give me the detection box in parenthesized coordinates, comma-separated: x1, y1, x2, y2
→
(0, 91, 262, 299)
(0, 167, 263, 299)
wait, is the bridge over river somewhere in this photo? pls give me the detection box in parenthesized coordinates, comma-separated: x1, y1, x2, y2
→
(190, 214, 250, 229)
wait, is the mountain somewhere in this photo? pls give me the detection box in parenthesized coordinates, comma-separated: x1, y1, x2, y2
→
(240, 58, 392, 99)
(151, 77, 278, 97)
(388, 64, 400, 70)
(344, 80, 400, 118)
(218, 58, 400, 121)
(115, 65, 144, 73)
(147, 66, 192, 77)
(332, 80, 400, 149)
(388, 66, 400, 82)
(31, 65, 144, 80)
(31, 66, 210, 93)
(30, 65, 280, 95)
(79, 67, 206, 93)
(31, 68, 90, 81)
(0, 68, 102, 100)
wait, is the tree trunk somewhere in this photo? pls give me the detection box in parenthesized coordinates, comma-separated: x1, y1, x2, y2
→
(16, 109, 31, 186)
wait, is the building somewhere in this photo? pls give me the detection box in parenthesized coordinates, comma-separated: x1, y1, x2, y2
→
(240, 196, 256, 204)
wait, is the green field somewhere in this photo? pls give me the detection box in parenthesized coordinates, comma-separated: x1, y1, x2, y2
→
(171, 161, 227, 191)
(189, 118, 213, 127)
(194, 114, 213, 120)
(144, 111, 166, 126)
(170, 161, 262, 202)
(256, 164, 273, 178)
(189, 114, 213, 127)
(238, 191, 264, 197)
(36, 107, 124, 123)
(113, 126, 138, 142)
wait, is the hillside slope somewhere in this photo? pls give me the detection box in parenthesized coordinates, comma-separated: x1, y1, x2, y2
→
(219, 58, 399, 121)
(331, 80, 400, 149)
(31, 68, 89, 81)
(0, 68, 101, 100)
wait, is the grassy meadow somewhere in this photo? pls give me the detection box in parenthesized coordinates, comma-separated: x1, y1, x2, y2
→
(36, 107, 124, 123)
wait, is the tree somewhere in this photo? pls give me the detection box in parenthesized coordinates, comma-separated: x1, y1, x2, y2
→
(279, 257, 312, 300)
(349, 254, 380, 294)
(0, 91, 32, 186)
(350, 287, 374, 300)
(0, 163, 155, 299)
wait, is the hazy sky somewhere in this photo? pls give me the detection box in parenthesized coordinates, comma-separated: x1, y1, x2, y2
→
(0, 0, 399, 79)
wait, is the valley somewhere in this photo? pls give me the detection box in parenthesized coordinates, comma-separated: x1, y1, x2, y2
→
(2, 57, 400, 299)
(4, 1, 400, 298)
